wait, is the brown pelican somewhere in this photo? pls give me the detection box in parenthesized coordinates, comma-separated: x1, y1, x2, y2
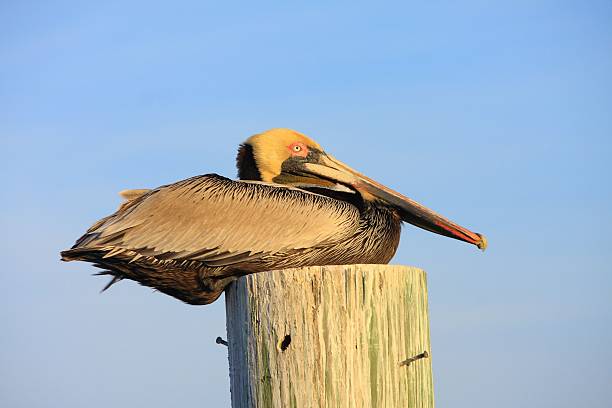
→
(61, 128, 487, 305)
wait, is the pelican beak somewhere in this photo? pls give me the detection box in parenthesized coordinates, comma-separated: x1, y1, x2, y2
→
(302, 153, 487, 251)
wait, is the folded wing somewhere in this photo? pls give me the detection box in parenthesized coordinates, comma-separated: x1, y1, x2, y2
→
(65, 174, 360, 266)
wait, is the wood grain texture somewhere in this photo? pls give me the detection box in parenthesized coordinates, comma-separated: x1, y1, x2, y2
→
(225, 264, 434, 408)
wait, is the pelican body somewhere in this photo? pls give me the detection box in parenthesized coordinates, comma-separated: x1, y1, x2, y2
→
(61, 129, 486, 305)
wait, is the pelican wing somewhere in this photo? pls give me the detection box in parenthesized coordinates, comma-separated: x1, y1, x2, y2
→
(68, 174, 360, 266)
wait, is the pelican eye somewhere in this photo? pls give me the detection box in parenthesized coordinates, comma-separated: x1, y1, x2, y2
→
(289, 142, 308, 157)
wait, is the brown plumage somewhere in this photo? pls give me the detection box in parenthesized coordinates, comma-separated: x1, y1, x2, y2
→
(62, 128, 486, 305)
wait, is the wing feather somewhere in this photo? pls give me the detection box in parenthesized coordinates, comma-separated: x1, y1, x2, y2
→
(71, 174, 360, 265)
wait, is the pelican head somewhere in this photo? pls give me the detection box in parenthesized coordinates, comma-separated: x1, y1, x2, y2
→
(237, 128, 487, 250)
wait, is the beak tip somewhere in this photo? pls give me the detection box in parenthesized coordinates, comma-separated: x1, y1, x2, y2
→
(476, 233, 488, 252)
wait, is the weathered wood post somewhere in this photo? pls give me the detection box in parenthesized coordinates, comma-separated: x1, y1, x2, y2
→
(225, 264, 434, 408)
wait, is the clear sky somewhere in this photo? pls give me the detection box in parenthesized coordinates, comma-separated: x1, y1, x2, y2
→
(1, 1, 611, 407)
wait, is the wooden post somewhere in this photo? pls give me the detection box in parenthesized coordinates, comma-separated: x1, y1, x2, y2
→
(225, 264, 434, 408)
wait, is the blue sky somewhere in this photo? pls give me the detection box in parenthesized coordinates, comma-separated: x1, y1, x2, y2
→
(1, 1, 611, 407)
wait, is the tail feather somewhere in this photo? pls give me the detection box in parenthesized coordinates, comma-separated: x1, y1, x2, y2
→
(60, 248, 97, 262)
(101, 275, 123, 292)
